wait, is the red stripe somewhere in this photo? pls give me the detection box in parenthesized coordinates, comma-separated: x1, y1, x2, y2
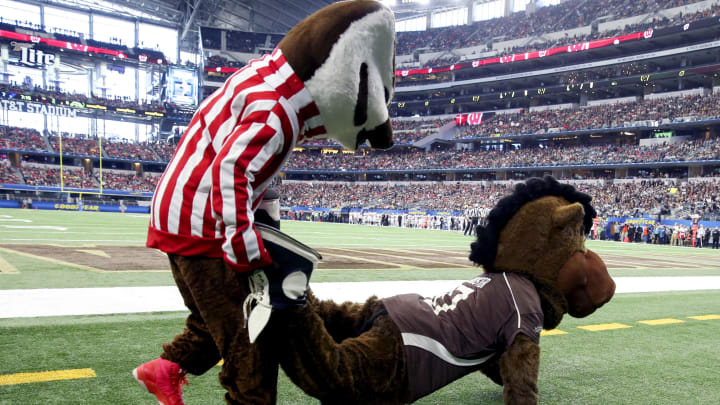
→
(253, 105, 294, 188)
(156, 63, 257, 231)
(211, 122, 254, 218)
(206, 76, 265, 138)
(228, 124, 278, 266)
(202, 195, 216, 238)
(177, 145, 216, 235)
(157, 126, 204, 231)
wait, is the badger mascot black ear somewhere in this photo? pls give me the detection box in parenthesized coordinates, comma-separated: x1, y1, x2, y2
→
(278, 0, 396, 150)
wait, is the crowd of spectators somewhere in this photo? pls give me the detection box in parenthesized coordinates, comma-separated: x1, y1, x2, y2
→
(277, 178, 720, 219)
(99, 171, 159, 192)
(0, 126, 47, 152)
(151, 142, 178, 162)
(48, 133, 101, 156)
(104, 140, 158, 161)
(580, 179, 720, 218)
(389, 118, 451, 143)
(456, 93, 720, 138)
(285, 137, 720, 171)
(20, 166, 95, 188)
(0, 83, 165, 115)
(395, 0, 706, 56)
(0, 158, 21, 184)
(1, 125, 180, 161)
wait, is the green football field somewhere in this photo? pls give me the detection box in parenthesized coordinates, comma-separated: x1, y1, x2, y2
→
(1, 208, 719, 404)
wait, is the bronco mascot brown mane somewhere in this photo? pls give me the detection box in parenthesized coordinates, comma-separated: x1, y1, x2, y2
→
(274, 176, 616, 404)
(132, 1, 396, 404)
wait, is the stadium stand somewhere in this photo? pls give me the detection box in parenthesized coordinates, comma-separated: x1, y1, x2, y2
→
(455, 93, 720, 139)
(19, 164, 95, 188)
(277, 178, 720, 219)
(0, 126, 47, 152)
(48, 133, 102, 156)
(99, 170, 159, 192)
(103, 140, 159, 161)
(285, 138, 720, 171)
(1, 0, 719, 230)
(395, 0, 712, 56)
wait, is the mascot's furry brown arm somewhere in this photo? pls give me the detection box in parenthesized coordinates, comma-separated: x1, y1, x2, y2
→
(275, 176, 616, 404)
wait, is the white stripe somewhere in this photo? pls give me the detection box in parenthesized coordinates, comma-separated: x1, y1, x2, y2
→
(212, 82, 272, 152)
(166, 135, 211, 234)
(205, 57, 272, 150)
(241, 221, 260, 262)
(218, 124, 263, 264)
(189, 167, 213, 237)
(152, 120, 201, 229)
(237, 120, 283, 261)
(401, 333, 494, 367)
(503, 272, 522, 329)
(263, 71, 287, 91)
(277, 97, 300, 137)
(218, 118, 283, 264)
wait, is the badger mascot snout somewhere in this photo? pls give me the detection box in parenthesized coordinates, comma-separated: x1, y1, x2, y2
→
(133, 1, 396, 404)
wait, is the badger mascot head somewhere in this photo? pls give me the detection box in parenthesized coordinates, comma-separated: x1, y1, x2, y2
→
(278, 0, 396, 150)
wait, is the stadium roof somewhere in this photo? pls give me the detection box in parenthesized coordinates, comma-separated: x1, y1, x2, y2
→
(40, 0, 471, 50)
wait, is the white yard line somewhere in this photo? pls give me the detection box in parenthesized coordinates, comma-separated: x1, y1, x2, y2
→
(1, 276, 720, 319)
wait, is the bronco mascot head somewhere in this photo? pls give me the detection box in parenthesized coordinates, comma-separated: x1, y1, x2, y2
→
(470, 176, 616, 329)
(278, 0, 396, 150)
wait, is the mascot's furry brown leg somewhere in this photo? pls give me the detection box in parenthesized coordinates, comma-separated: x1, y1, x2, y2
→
(277, 176, 615, 404)
(278, 294, 409, 404)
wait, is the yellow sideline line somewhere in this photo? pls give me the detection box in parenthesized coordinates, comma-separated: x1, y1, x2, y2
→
(688, 314, 720, 320)
(638, 318, 684, 326)
(577, 323, 632, 332)
(540, 329, 567, 336)
(0, 368, 96, 386)
(0, 246, 104, 273)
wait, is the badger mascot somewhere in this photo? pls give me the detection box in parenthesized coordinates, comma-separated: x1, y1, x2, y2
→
(132, 1, 396, 404)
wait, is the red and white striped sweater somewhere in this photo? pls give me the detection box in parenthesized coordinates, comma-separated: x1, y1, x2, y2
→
(147, 49, 326, 271)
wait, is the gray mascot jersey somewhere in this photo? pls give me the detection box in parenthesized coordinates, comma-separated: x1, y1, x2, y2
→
(383, 272, 543, 402)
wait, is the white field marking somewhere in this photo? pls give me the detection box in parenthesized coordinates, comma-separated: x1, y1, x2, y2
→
(0, 252, 19, 274)
(0, 225, 67, 231)
(0, 215, 13, 218)
(127, 214, 150, 218)
(0, 239, 146, 243)
(0, 219, 32, 223)
(0, 231, 146, 235)
(2, 276, 720, 318)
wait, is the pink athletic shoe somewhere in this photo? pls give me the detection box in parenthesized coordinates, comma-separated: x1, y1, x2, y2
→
(133, 358, 188, 405)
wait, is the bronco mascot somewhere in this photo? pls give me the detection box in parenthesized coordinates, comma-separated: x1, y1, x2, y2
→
(132, 1, 396, 404)
(273, 176, 616, 404)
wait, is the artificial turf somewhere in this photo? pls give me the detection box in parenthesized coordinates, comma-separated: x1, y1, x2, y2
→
(1, 208, 719, 404)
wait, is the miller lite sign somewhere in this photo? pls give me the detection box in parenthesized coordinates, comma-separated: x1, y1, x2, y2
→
(11, 42, 55, 67)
